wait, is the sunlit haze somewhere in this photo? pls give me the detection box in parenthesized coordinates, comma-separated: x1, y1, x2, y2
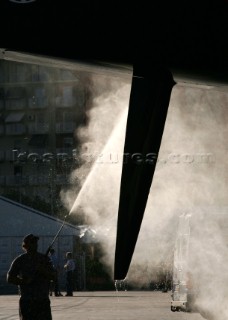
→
(61, 72, 228, 319)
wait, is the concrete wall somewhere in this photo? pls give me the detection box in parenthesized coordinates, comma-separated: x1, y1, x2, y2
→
(0, 196, 80, 237)
(0, 197, 83, 293)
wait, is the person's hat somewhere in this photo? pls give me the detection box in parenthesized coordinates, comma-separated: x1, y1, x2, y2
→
(22, 234, 39, 246)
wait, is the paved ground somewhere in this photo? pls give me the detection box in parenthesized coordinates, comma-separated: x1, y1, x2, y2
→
(0, 291, 205, 320)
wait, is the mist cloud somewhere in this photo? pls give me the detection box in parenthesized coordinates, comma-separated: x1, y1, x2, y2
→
(62, 74, 228, 319)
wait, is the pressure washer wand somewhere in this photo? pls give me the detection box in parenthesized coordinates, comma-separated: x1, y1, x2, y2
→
(45, 214, 68, 256)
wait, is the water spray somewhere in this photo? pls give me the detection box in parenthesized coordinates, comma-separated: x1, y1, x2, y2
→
(45, 213, 70, 256)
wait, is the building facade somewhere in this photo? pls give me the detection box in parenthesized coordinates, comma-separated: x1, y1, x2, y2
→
(0, 58, 89, 213)
(0, 196, 86, 293)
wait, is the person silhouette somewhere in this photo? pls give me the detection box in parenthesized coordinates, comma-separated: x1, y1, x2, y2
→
(49, 248, 62, 297)
(7, 234, 56, 320)
(64, 251, 75, 296)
